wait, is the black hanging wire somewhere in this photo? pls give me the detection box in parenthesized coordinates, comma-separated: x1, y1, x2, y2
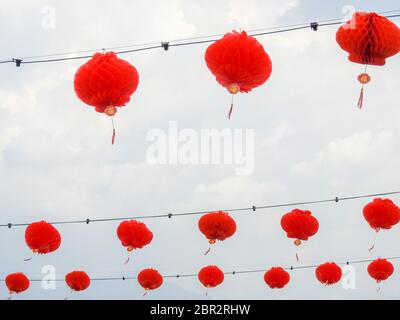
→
(1, 255, 399, 283)
(0, 190, 399, 228)
(2, 12, 399, 66)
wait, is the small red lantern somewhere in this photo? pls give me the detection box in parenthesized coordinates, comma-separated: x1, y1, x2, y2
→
(363, 198, 400, 251)
(198, 211, 236, 254)
(65, 271, 91, 292)
(25, 221, 61, 255)
(205, 31, 272, 119)
(138, 268, 163, 295)
(336, 12, 400, 109)
(315, 262, 342, 285)
(117, 220, 153, 263)
(281, 209, 319, 260)
(74, 51, 139, 144)
(368, 258, 394, 283)
(264, 267, 290, 289)
(198, 265, 224, 288)
(5, 273, 30, 298)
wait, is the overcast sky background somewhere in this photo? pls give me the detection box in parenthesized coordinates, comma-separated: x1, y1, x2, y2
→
(0, 0, 399, 300)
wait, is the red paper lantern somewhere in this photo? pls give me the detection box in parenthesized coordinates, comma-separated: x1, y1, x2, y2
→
(198, 265, 224, 288)
(25, 221, 61, 255)
(281, 209, 319, 246)
(368, 258, 394, 283)
(363, 198, 400, 251)
(264, 267, 290, 289)
(315, 262, 342, 285)
(117, 220, 153, 252)
(138, 268, 163, 292)
(198, 211, 236, 254)
(5, 273, 30, 295)
(65, 271, 91, 292)
(205, 31, 272, 118)
(336, 12, 400, 108)
(74, 51, 139, 144)
(363, 198, 400, 231)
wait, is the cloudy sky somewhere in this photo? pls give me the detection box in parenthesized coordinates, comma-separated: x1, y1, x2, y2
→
(0, 0, 399, 300)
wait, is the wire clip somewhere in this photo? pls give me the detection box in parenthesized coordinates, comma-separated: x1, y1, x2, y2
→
(310, 22, 319, 31)
(13, 59, 22, 67)
(161, 42, 170, 51)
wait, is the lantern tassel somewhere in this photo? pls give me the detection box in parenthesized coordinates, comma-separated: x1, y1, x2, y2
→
(24, 256, 32, 262)
(124, 255, 131, 265)
(228, 94, 234, 119)
(64, 290, 73, 300)
(369, 230, 379, 252)
(357, 87, 364, 109)
(111, 117, 116, 145)
(204, 246, 211, 256)
(143, 290, 149, 297)
(294, 239, 301, 262)
(357, 66, 370, 110)
(228, 103, 234, 119)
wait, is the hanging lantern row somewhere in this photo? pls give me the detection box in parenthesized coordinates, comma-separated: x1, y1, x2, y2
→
(3, 258, 395, 299)
(21, 197, 400, 262)
(71, 12, 400, 144)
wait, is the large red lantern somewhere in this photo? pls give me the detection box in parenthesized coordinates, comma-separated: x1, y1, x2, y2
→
(117, 220, 153, 263)
(198, 211, 236, 254)
(281, 209, 319, 260)
(74, 51, 139, 144)
(138, 268, 163, 295)
(205, 31, 272, 119)
(363, 198, 400, 251)
(336, 12, 400, 109)
(315, 262, 342, 286)
(5, 273, 30, 299)
(25, 221, 61, 256)
(368, 258, 394, 284)
(198, 265, 224, 289)
(264, 267, 290, 289)
(65, 271, 91, 292)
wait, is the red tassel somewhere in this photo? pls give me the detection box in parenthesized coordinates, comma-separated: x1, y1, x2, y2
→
(228, 103, 234, 119)
(111, 117, 116, 145)
(357, 87, 364, 109)
(112, 128, 116, 145)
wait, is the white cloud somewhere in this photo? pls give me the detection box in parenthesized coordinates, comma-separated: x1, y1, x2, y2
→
(291, 130, 396, 176)
(228, 0, 299, 29)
